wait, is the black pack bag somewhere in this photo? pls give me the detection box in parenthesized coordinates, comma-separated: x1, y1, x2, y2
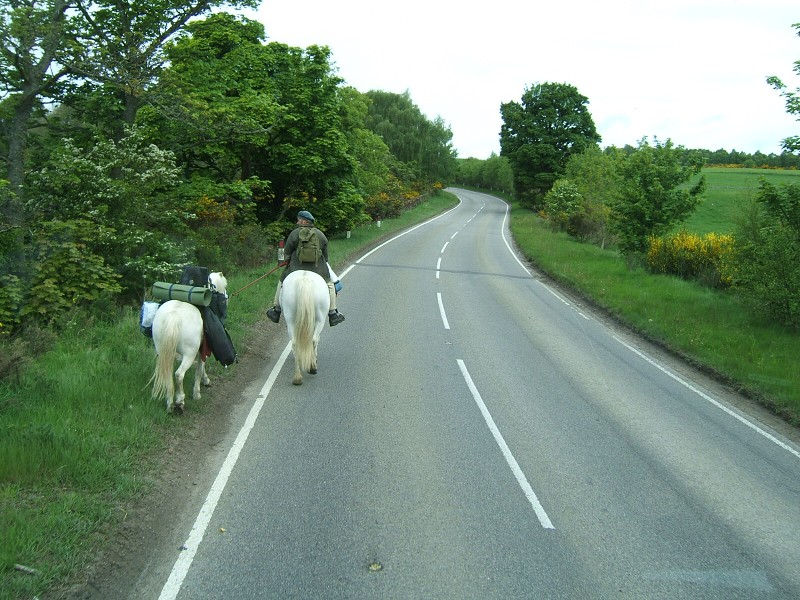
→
(203, 305, 236, 366)
(180, 265, 210, 287)
(208, 290, 228, 326)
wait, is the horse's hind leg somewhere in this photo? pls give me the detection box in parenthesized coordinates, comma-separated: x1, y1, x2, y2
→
(192, 356, 205, 402)
(309, 338, 318, 375)
(200, 357, 210, 387)
(174, 354, 194, 412)
(292, 348, 303, 385)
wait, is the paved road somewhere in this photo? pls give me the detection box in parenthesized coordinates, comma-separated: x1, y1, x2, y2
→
(154, 189, 800, 599)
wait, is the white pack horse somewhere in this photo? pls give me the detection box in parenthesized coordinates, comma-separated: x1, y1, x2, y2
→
(281, 269, 329, 385)
(150, 272, 227, 413)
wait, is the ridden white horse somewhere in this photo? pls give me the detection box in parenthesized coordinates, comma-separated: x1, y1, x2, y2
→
(280, 269, 329, 385)
(150, 272, 227, 413)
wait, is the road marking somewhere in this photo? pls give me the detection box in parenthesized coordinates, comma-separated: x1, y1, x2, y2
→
(613, 336, 800, 461)
(158, 343, 294, 600)
(437, 292, 450, 330)
(457, 359, 555, 529)
(440, 241, 449, 254)
(349, 200, 462, 270)
(436, 257, 442, 279)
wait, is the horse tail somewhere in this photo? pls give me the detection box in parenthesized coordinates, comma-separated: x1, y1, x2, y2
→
(292, 276, 316, 372)
(150, 315, 179, 401)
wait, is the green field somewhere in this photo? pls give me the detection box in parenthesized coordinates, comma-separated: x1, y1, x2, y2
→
(679, 167, 800, 234)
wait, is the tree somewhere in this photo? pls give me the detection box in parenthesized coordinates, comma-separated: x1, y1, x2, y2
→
(558, 146, 618, 246)
(144, 14, 360, 232)
(364, 90, 457, 185)
(70, 0, 258, 140)
(608, 138, 705, 256)
(0, 0, 80, 208)
(500, 82, 601, 209)
(734, 181, 800, 327)
(767, 22, 800, 153)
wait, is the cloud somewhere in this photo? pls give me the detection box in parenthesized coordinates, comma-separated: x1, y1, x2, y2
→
(247, 0, 799, 158)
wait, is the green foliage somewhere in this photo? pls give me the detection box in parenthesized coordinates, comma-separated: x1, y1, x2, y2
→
(364, 90, 458, 185)
(734, 181, 800, 327)
(456, 153, 514, 193)
(543, 178, 582, 231)
(499, 82, 601, 209)
(0, 274, 24, 337)
(22, 220, 122, 324)
(608, 138, 706, 256)
(766, 23, 800, 153)
(25, 128, 195, 296)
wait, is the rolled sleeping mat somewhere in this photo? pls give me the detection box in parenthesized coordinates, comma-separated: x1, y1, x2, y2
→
(151, 281, 212, 306)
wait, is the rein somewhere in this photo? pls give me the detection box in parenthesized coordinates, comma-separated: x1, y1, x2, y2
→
(228, 264, 284, 299)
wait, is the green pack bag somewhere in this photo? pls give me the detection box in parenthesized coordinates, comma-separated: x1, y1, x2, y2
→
(298, 227, 321, 265)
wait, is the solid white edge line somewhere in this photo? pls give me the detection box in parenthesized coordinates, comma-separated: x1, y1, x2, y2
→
(158, 342, 294, 600)
(457, 359, 555, 530)
(498, 200, 533, 276)
(612, 336, 800, 461)
(437, 292, 450, 330)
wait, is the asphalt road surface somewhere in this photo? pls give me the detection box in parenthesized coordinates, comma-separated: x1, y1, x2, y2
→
(145, 189, 800, 599)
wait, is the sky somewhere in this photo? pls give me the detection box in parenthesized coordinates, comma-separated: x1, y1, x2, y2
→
(241, 1, 799, 159)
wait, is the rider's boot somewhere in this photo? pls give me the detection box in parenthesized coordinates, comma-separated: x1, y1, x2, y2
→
(327, 281, 344, 326)
(267, 306, 281, 323)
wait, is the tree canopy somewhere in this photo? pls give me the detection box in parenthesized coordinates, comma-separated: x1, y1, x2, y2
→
(500, 82, 601, 209)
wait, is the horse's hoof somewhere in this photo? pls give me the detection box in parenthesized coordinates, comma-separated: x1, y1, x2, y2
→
(174, 403, 185, 415)
(309, 367, 317, 375)
(292, 378, 303, 385)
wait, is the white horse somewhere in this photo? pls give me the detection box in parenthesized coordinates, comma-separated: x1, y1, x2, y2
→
(150, 272, 227, 413)
(280, 269, 329, 385)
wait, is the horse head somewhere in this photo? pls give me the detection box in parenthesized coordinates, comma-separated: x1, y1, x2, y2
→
(209, 272, 228, 296)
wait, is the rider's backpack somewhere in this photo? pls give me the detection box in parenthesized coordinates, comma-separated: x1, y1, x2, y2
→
(298, 227, 321, 265)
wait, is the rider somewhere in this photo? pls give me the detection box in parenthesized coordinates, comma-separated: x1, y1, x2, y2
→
(266, 210, 345, 327)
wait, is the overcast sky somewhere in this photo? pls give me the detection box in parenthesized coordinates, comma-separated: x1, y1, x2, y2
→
(242, 1, 799, 159)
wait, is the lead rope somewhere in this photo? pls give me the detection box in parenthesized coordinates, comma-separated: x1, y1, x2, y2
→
(228, 264, 284, 299)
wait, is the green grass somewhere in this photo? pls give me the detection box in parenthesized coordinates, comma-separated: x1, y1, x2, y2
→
(679, 167, 800, 234)
(0, 190, 459, 600)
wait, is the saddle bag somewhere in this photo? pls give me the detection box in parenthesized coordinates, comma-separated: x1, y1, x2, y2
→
(202, 304, 236, 366)
(179, 265, 210, 287)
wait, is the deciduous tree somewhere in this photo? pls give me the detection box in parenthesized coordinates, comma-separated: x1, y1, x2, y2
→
(767, 22, 800, 153)
(500, 82, 601, 209)
(608, 138, 705, 256)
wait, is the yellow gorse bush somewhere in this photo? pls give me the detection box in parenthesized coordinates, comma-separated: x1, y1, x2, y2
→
(647, 230, 735, 288)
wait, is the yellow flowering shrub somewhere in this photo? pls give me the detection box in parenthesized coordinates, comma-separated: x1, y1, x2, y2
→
(647, 230, 735, 288)
(195, 195, 236, 224)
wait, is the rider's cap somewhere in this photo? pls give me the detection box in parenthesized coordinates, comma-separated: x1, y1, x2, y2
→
(297, 210, 315, 223)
